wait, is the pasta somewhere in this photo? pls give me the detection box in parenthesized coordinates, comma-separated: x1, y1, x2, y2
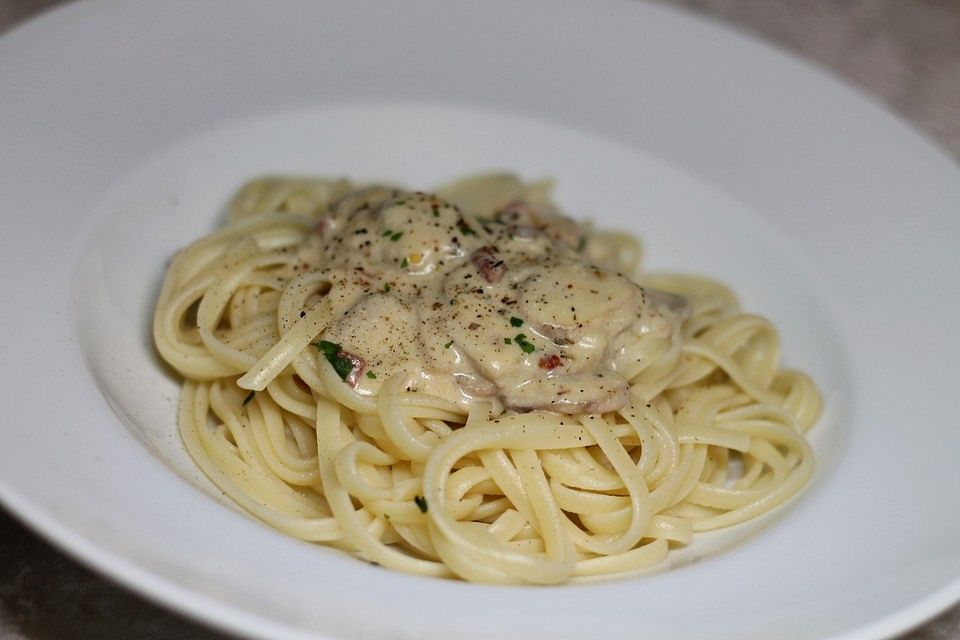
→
(153, 173, 821, 584)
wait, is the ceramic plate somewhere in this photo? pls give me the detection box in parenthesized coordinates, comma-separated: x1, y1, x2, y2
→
(1, 1, 958, 639)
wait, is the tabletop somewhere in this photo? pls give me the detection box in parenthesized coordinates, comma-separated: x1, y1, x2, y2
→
(1, 0, 958, 638)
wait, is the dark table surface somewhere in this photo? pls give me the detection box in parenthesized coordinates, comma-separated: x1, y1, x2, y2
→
(1, 0, 959, 638)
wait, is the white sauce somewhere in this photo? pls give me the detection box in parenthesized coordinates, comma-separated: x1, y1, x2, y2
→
(294, 187, 684, 414)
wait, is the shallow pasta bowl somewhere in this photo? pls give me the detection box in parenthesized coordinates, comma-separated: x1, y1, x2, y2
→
(0, 1, 959, 639)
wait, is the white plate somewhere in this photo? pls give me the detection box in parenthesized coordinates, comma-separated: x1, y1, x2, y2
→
(1, 1, 958, 639)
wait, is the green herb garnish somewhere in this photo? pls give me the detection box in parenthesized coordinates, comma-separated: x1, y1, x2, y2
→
(313, 340, 355, 380)
(457, 221, 477, 236)
(510, 316, 523, 327)
(400, 258, 408, 268)
(514, 333, 535, 354)
(414, 495, 428, 513)
(382, 229, 393, 237)
(504, 338, 512, 344)
(382, 283, 391, 292)
(390, 231, 403, 242)
(444, 340, 454, 349)
(366, 371, 377, 379)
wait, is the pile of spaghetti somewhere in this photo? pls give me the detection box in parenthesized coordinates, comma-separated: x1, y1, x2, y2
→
(154, 173, 821, 584)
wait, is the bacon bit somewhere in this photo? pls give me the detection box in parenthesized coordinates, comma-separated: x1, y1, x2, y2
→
(340, 350, 365, 388)
(539, 354, 563, 370)
(470, 246, 506, 283)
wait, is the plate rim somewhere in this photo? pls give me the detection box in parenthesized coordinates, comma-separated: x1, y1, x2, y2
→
(1, 1, 959, 639)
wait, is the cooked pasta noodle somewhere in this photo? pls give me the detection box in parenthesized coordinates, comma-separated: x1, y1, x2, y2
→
(153, 173, 821, 584)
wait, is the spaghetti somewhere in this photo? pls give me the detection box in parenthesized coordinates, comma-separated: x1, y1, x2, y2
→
(153, 173, 821, 584)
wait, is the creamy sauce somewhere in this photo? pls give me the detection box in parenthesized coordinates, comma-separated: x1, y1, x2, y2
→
(288, 187, 684, 414)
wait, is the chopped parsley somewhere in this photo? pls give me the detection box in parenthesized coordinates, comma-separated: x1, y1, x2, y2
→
(577, 235, 587, 252)
(504, 337, 512, 344)
(509, 316, 523, 327)
(458, 223, 477, 236)
(382, 229, 393, 237)
(382, 282, 391, 292)
(313, 340, 356, 380)
(444, 340, 454, 349)
(400, 257, 408, 268)
(366, 371, 377, 379)
(389, 231, 403, 242)
(514, 333, 536, 354)
(242, 391, 256, 406)
(414, 495, 428, 513)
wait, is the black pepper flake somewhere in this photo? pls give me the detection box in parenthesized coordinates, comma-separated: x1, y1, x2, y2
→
(242, 391, 255, 406)
(299, 310, 306, 318)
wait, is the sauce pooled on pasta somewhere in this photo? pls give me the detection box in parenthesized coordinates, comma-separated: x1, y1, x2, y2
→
(293, 186, 685, 414)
